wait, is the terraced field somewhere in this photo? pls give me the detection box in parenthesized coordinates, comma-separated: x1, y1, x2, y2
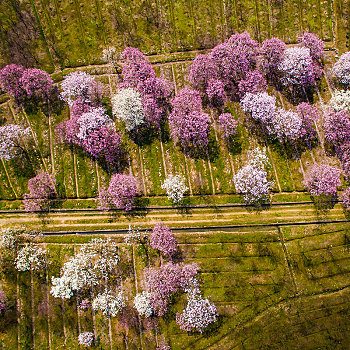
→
(1, 222, 350, 349)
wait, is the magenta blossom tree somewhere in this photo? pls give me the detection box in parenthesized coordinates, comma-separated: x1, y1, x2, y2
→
(150, 223, 177, 259)
(97, 173, 139, 211)
(304, 163, 341, 197)
(24, 171, 57, 212)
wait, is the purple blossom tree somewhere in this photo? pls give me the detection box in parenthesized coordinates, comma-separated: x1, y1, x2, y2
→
(20, 68, 54, 100)
(169, 89, 211, 151)
(238, 70, 267, 97)
(0, 64, 25, 100)
(226, 31, 259, 67)
(299, 32, 325, 61)
(24, 172, 57, 212)
(150, 223, 177, 258)
(332, 51, 350, 86)
(295, 102, 319, 143)
(304, 163, 341, 197)
(97, 174, 139, 211)
(218, 113, 238, 140)
(206, 79, 227, 109)
(169, 110, 211, 151)
(324, 109, 350, 150)
(176, 287, 218, 333)
(144, 262, 199, 316)
(260, 37, 286, 77)
(210, 43, 250, 96)
(170, 88, 202, 115)
(0, 124, 31, 160)
(188, 54, 220, 91)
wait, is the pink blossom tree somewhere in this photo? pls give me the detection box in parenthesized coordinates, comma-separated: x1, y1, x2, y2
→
(304, 163, 341, 197)
(23, 172, 57, 212)
(97, 174, 139, 211)
(150, 223, 177, 259)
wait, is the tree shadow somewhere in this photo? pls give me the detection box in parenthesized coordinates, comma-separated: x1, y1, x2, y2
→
(311, 194, 337, 218)
(227, 134, 242, 156)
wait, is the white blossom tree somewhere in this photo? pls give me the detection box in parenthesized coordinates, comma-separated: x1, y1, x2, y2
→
(92, 289, 125, 317)
(78, 332, 94, 347)
(133, 291, 153, 317)
(111, 88, 144, 131)
(0, 124, 31, 161)
(329, 90, 350, 111)
(161, 175, 189, 204)
(15, 245, 46, 271)
(233, 147, 273, 204)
